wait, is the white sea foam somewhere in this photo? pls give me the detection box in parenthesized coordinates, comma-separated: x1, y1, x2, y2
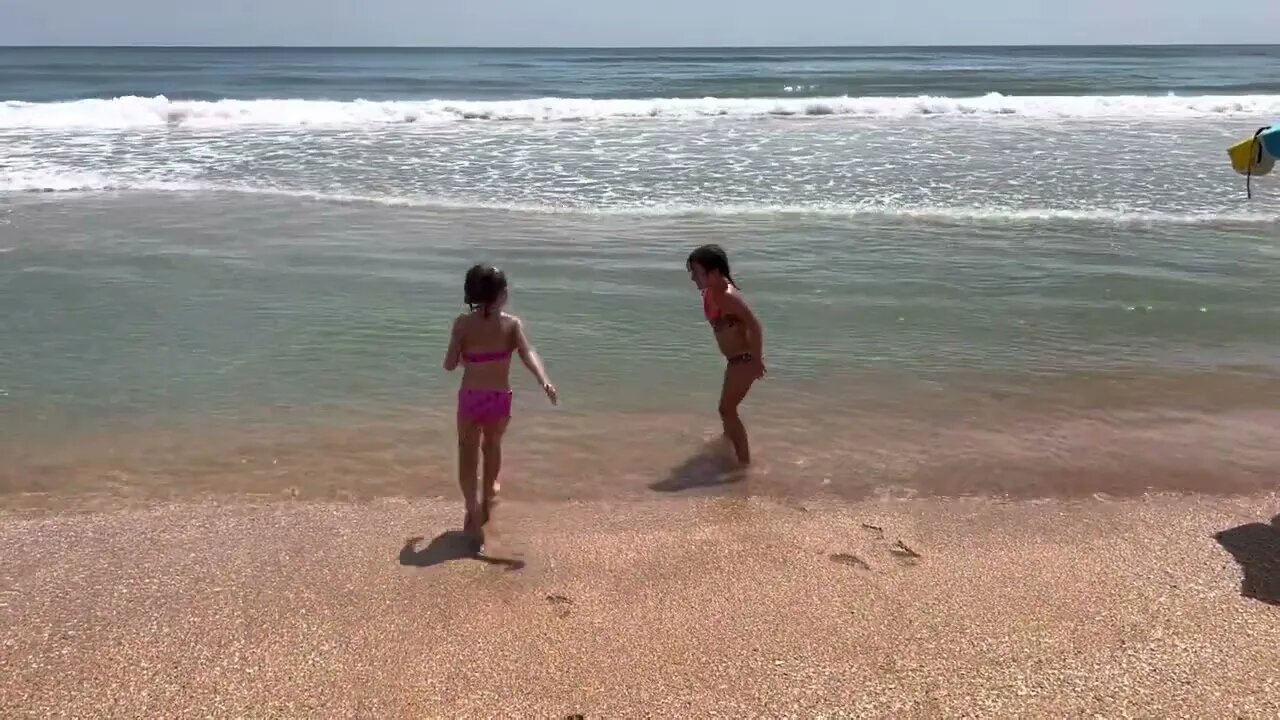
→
(0, 169, 201, 193)
(3, 93, 1280, 130)
(3, 171, 1274, 226)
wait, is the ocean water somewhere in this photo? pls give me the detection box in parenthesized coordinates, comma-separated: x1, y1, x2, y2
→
(2, 46, 1280, 510)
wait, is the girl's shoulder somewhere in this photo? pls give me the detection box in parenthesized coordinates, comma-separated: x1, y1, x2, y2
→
(722, 285, 749, 305)
(499, 311, 524, 332)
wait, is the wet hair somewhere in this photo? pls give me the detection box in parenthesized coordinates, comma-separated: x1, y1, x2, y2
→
(686, 244, 738, 287)
(463, 264, 508, 316)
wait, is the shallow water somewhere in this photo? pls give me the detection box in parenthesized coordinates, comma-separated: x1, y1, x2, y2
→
(3, 47, 1279, 508)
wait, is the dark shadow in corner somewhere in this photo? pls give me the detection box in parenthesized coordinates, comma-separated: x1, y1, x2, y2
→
(1214, 514, 1280, 606)
(399, 532, 525, 572)
(649, 438, 746, 493)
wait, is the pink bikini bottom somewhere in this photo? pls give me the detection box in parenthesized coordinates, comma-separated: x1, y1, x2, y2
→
(457, 388, 513, 425)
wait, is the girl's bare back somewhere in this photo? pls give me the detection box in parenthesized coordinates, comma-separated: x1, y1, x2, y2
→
(456, 312, 518, 391)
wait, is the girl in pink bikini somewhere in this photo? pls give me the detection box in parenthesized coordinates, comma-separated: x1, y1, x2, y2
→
(443, 264, 557, 545)
(687, 245, 766, 466)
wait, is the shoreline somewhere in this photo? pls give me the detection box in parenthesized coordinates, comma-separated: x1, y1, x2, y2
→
(6, 379, 1280, 515)
(3, 493, 1277, 717)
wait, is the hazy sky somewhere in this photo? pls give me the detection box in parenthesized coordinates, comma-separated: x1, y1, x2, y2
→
(4, 0, 1280, 46)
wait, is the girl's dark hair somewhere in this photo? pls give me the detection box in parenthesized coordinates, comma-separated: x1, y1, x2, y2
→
(464, 264, 508, 316)
(686, 244, 738, 287)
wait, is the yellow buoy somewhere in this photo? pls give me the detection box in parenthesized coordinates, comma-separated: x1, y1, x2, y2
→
(1227, 134, 1275, 176)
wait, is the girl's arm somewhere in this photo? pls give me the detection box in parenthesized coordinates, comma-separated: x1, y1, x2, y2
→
(443, 316, 464, 371)
(514, 317, 557, 404)
(721, 291, 766, 377)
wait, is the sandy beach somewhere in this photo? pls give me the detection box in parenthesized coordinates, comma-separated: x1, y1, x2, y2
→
(7, 39, 1280, 720)
(2, 493, 1277, 718)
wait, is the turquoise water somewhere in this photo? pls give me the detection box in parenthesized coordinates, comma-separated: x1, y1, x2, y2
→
(2, 46, 1279, 507)
(5, 45, 1280, 101)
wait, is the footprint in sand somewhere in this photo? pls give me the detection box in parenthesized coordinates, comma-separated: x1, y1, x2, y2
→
(546, 594, 573, 618)
(889, 540, 923, 563)
(828, 553, 872, 571)
(830, 523, 924, 570)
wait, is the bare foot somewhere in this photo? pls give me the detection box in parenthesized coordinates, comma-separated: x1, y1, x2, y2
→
(717, 433, 750, 466)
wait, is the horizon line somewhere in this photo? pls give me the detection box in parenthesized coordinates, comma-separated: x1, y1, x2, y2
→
(3, 42, 1280, 50)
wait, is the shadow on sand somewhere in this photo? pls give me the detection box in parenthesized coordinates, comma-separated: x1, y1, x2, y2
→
(649, 438, 746, 493)
(1214, 514, 1280, 606)
(398, 531, 526, 572)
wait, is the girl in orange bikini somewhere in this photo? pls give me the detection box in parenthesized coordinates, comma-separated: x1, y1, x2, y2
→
(687, 245, 766, 465)
(443, 264, 557, 546)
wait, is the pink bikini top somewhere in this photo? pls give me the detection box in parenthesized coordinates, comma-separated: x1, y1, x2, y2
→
(703, 290, 740, 331)
(463, 349, 513, 364)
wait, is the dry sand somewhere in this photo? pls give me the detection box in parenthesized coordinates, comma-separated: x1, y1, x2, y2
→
(2, 493, 1278, 718)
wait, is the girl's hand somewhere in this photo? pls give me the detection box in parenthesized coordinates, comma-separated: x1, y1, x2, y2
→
(543, 383, 559, 405)
(750, 357, 767, 380)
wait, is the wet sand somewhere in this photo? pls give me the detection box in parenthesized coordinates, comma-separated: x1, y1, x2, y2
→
(6, 375, 1280, 512)
(2, 493, 1278, 717)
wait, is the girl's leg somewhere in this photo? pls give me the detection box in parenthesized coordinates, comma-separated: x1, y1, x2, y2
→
(479, 418, 510, 527)
(457, 419, 483, 536)
(719, 363, 757, 465)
